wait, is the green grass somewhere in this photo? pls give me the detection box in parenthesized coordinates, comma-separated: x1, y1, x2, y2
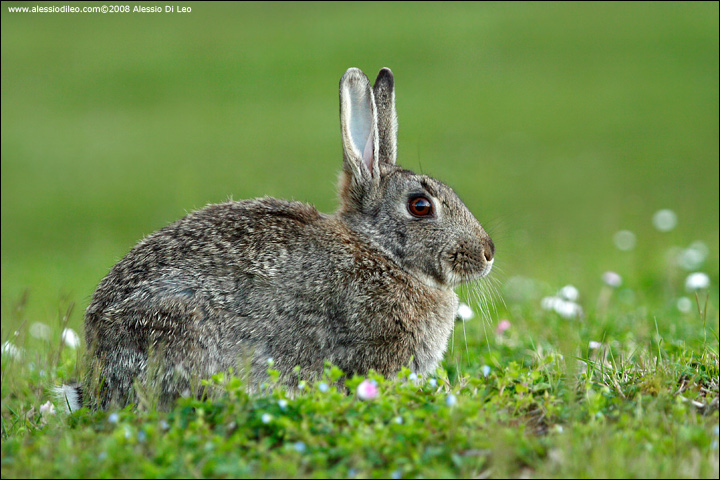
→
(1, 309, 718, 478)
(1, 1, 718, 478)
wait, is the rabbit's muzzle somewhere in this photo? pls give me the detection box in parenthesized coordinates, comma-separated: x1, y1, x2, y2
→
(446, 234, 494, 284)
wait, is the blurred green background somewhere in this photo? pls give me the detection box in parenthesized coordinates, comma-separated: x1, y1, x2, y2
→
(1, 2, 718, 329)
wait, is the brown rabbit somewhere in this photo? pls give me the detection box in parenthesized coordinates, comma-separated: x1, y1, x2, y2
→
(59, 67, 494, 411)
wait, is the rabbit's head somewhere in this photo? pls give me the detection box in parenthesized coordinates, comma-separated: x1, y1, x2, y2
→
(337, 68, 494, 289)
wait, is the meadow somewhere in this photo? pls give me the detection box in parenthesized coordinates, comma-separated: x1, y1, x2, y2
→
(1, 2, 718, 477)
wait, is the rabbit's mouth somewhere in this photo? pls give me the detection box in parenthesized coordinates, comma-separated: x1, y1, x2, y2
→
(481, 258, 494, 277)
(446, 261, 493, 287)
(444, 243, 494, 287)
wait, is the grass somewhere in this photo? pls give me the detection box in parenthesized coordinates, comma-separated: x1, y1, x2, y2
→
(1, 294, 718, 478)
(1, 1, 718, 478)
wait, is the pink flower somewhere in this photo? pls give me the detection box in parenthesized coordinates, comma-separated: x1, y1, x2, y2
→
(357, 379, 378, 400)
(496, 319, 511, 335)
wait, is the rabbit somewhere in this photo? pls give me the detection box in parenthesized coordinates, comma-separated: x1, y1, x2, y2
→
(60, 67, 495, 411)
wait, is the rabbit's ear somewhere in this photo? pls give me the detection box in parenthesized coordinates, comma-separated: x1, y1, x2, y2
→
(340, 68, 380, 182)
(373, 68, 397, 165)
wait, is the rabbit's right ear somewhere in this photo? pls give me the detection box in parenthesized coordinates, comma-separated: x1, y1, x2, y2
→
(340, 68, 380, 183)
(373, 68, 397, 165)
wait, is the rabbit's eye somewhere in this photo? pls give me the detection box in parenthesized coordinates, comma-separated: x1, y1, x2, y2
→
(408, 196, 434, 218)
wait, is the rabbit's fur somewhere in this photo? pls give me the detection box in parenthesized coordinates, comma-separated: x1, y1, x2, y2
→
(76, 68, 494, 410)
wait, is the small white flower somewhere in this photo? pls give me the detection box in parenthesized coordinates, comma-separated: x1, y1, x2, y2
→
(559, 285, 579, 302)
(677, 242, 708, 270)
(685, 272, 710, 291)
(40, 401, 56, 417)
(2, 341, 23, 360)
(278, 399, 289, 410)
(108, 413, 119, 423)
(602, 271, 622, 288)
(541, 296, 561, 311)
(261, 413, 272, 424)
(588, 341, 601, 350)
(293, 441, 306, 453)
(556, 300, 583, 319)
(391, 470, 402, 479)
(689, 241, 709, 258)
(613, 230, 636, 251)
(318, 382, 329, 393)
(62, 328, 80, 349)
(30, 322, 51, 340)
(394, 416, 403, 424)
(428, 379, 438, 388)
(357, 379, 378, 400)
(678, 247, 706, 270)
(652, 209, 677, 232)
(456, 302, 474, 321)
(446, 394, 457, 407)
(266, 357, 274, 366)
(676, 297, 693, 313)
(481, 365, 491, 377)
(542, 297, 583, 319)
(408, 372, 418, 381)
(123, 425, 132, 439)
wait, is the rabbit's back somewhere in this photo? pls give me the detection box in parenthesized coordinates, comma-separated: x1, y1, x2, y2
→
(83, 197, 457, 408)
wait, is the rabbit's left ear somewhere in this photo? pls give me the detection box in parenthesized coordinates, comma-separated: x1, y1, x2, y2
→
(373, 68, 397, 165)
(340, 68, 380, 181)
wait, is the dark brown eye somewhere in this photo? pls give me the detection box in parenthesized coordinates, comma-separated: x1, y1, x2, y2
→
(408, 196, 433, 217)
